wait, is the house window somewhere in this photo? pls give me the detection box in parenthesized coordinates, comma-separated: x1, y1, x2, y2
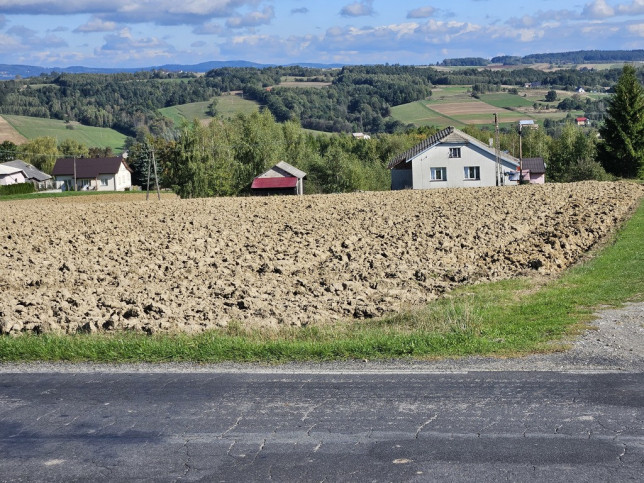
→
(449, 147, 461, 158)
(100, 178, 109, 186)
(431, 167, 447, 181)
(464, 166, 480, 180)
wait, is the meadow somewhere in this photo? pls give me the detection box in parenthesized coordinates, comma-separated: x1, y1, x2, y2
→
(2, 114, 127, 151)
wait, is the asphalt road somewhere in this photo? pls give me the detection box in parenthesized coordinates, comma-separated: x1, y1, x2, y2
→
(1, 371, 642, 482)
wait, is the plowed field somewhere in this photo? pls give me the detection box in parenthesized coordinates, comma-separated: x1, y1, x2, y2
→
(1, 182, 642, 335)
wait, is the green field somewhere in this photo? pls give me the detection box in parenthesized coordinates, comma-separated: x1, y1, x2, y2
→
(3, 115, 127, 152)
(391, 101, 465, 127)
(160, 95, 260, 126)
(479, 93, 536, 109)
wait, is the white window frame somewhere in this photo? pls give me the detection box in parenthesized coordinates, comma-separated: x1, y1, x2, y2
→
(431, 167, 447, 181)
(464, 166, 480, 180)
(100, 178, 109, 187)
(449, 147, 461, 158)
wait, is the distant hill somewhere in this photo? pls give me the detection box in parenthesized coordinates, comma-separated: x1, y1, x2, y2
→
(490, 50, 644, 65)
(0, 60, 346, 80)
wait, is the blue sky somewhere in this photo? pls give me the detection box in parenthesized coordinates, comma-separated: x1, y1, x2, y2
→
(0, 1, 643, 67)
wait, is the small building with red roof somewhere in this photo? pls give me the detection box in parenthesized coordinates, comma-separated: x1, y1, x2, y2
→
(251, 161, 306, 196)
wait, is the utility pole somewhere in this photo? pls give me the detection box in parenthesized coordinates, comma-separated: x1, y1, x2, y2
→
(145, 144, 160, 201)
(494, 113, 502, 186)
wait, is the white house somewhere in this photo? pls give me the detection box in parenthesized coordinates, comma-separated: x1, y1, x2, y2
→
(388, 126, 520, 190)
(52, 156, 132, 191)
(1, 160, 51, 189)
(0, 164, 28, 186)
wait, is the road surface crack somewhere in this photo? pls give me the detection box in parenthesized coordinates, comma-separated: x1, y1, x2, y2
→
(416, 414, 438, 439)
(221, 414, 243, 438)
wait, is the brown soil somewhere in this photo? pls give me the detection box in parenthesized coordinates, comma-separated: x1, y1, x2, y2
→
(0, 182, 642, 335)
(0, 115, 28, 144)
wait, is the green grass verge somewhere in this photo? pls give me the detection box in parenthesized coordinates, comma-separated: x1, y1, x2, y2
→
(0, 190, 164, 202)
(1, 198, 642, 363)
(2, 115, 127, 152)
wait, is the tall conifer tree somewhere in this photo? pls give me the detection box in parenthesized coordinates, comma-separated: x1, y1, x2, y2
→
(598, 65, 644, 178)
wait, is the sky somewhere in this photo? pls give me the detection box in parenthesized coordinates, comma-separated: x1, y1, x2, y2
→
(0, 0, 644, 67)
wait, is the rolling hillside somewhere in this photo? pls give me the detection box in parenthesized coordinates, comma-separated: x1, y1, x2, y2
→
(159, 95, 260, 126)
(1, 115, 127, 152)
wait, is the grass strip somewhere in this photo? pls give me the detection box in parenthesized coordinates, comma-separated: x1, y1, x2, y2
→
(1, 199, 642, 363)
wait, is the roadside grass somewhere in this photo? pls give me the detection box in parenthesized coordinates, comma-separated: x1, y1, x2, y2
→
(0, 190, 175, 202)
(2, 115, 127, 152)
(1, 199, 642, 363)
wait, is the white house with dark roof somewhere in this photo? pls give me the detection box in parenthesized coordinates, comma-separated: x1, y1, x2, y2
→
(52, 156, 132, 191)
(388, 126, 520, 190)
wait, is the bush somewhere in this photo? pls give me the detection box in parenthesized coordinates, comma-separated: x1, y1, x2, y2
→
(565, 158, 612, 182)
(0, 183, 36, 196)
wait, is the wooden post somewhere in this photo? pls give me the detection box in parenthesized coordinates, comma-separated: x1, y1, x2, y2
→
(152, 148, 160, 200)
(145, 146, 151, 201)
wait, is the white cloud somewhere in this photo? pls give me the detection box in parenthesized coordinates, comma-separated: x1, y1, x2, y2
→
(7, 24, 68, 48)
(226, 6, 274, 29)
(583, 0, 615, 19)
(0, 1, 265, 25)
(74, 17, 117, 33)
(407, 7, 436, 19)
(627, 22, 644, 35)
(194, 22, 225, 36)
(340, 1, 375, 18)
(0, 33, 20, 53)
(617, 0, 644, 15)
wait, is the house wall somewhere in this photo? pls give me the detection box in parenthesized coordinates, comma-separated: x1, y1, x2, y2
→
(411, 143, 518, 189)
(114, 163, 132, 191)
(0, 171, 27, 186)
(95, 174, 114, 191)
(391, 169, 413, 190)
(529, 173, 545, 184)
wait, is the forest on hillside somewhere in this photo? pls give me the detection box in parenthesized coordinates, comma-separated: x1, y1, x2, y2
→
(1, 64, 641, 137)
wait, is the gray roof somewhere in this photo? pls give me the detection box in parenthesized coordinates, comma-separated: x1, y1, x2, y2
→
(1, 160, 51, 182)
(522, 158, 546, 173)
(273, 161, 306, 179)
(388, 126, 520, 170)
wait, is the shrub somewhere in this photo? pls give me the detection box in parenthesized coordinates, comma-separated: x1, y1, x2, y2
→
(0, 183, 36, 196)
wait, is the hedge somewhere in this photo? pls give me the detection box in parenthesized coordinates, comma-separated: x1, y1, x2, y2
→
(0, 183, 36, 196)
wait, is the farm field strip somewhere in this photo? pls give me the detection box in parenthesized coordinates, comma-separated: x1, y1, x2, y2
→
(0, 114, 27, 144)
(390, 101, 464, 128)
(0, 182, 641, 337)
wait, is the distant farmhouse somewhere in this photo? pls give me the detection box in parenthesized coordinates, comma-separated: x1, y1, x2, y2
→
(251, 161, 306, 196)
(521, 158, 546, 184)
(0, 164, 28, 186)
(52, 156, 132, 191)
(0, 160, 51, 189)
(388, 126, 523, 190)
